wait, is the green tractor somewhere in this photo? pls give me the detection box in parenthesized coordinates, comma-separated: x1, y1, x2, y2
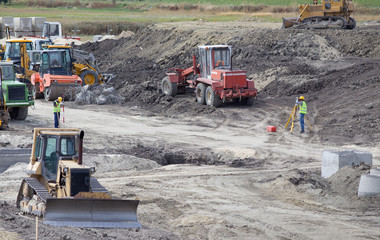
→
(0, 61, 34, 128)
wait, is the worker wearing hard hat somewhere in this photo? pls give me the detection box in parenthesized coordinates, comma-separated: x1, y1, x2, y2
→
(53, 97, 63, 128)
(297, 96, 307, 133)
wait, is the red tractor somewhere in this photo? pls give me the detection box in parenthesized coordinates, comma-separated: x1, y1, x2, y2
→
(162, 45, 257, 107)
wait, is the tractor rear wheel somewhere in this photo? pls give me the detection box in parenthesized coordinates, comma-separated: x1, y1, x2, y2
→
(161, 76, 178, 97)
(205, 86, 220, 107)
(80, 70, 99, 86)
(195, 83, 206, 105)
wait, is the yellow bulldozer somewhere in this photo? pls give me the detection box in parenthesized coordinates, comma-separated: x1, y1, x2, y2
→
(16, 128, 140, 228)
(282, 0, 356, 29)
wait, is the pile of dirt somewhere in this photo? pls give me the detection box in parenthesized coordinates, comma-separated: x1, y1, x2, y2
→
(78, 21, 380, 144)
(276, 164, 380, 211)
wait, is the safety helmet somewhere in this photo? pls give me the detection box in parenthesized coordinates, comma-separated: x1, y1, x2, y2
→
(58, 97, 62, 102)
(299, 96, 305, 100)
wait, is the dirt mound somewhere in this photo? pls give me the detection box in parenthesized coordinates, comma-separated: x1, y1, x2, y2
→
(267, 165, 380, 212)
(78, 21, 380, 144)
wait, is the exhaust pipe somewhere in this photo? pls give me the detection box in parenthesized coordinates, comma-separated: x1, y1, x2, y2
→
(78, 130, 84, 165)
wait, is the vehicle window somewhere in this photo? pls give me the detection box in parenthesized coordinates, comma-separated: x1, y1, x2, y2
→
(1, 66, 14, 80)
(35, 137, 41, 158)
(49, 52, 61, 68)
(61, 137, 75, 156)
(42, 53, 49, 71)
(213, 48, 230, 69)
(50, 24, 59, 36)
(32, 52, 41, 63)
(44, 137, 57, 174)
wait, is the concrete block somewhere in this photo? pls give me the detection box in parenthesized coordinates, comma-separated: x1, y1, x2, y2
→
(14, 17, 33, 32)
(322, 149, 372, 178)
(93, 35, 103, 41)
(31, 17, 46, 32)
(358, 174, 380, 197)
(0, 17, 14, 30)
(370, 168, 380, 176)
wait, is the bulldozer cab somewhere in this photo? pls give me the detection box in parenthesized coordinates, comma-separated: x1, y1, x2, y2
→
(198, 45, 232, 79)
(40, 50, 72, 77)
(34, 131, 78, 181)
(322, 0, 344, 12)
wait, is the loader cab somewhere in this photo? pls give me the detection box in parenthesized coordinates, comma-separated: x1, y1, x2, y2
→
(198, 45, 231, 79)
(34, 132, 78, 181)
(40, 50, 72, 76)
(4, 40, 33, 64)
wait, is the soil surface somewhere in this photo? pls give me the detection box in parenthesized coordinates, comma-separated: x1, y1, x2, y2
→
(0, 20, 380, 239)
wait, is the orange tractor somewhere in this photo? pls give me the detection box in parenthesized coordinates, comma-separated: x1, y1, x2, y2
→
(162, 45, 257, 107)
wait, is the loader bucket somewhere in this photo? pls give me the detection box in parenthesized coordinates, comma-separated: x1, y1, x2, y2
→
(282, 17, 300, 29)
(44, 198, 141, 228)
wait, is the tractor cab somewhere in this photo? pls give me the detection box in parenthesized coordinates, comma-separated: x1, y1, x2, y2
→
(198, 45, 232, 79)
(33, 130, 79, 181)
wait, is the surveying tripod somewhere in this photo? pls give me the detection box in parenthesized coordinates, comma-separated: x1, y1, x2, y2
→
(285, 98, 312, 132)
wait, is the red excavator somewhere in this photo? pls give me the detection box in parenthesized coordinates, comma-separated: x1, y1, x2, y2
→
(161, 45, 257, 107)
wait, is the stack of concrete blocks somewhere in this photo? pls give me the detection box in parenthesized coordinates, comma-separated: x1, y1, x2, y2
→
(321, 149, 372, 178)
(14, 17, 33, 37)
(0, 17, 46, 38)
(358, 167, 380, 197)
(31, 17, 46, 37)
(0, 17, 14, 39)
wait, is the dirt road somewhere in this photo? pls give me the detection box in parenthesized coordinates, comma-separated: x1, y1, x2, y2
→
(0, 98, 379, 239)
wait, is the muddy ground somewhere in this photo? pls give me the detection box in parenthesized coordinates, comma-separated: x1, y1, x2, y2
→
(0, 20, 380, 239)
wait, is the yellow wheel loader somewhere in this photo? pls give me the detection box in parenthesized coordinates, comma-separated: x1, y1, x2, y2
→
(16, 128, 140, 228)
(282, 0, 356, 29)
(46, 45, 107, 85)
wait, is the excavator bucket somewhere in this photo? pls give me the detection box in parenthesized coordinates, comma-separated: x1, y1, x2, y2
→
(44, 198, 141, 228)
(282, 17, 301, 29)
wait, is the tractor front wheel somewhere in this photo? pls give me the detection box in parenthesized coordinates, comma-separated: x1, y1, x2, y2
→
(161, 76, 178, 97)
(205, 86, 220, 107)
(195, 83, 206, 105)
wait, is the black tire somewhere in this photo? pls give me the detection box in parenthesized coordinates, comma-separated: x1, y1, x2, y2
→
(14, 107, 28, 120)
(205, 86, 220, 107)
(161, 76, 178, 97)
(346, 17, 356, 30)
(9, 107, 28, 120)
(32, 85, 44, 99)
(241, 97, 255, 106)
(80, 69, 99, 86)
(44, 87, 53, 101)
(195, 83, 206, 105)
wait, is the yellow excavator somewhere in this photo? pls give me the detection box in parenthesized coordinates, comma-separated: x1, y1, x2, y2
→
(282, 0, 356, 29)
(16, 128, 140, 228)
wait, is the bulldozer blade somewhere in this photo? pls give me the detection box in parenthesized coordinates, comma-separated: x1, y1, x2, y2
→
(44, 198, 141, 228)
(282, 17, 300, 29)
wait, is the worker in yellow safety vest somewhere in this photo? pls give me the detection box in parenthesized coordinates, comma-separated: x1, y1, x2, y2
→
(53, 97, 63, 128)
(297, 96, 307, 133)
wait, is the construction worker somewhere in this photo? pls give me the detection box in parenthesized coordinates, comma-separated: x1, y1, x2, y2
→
(297, 96, 307, 133)
(53, 97, 63, 128)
